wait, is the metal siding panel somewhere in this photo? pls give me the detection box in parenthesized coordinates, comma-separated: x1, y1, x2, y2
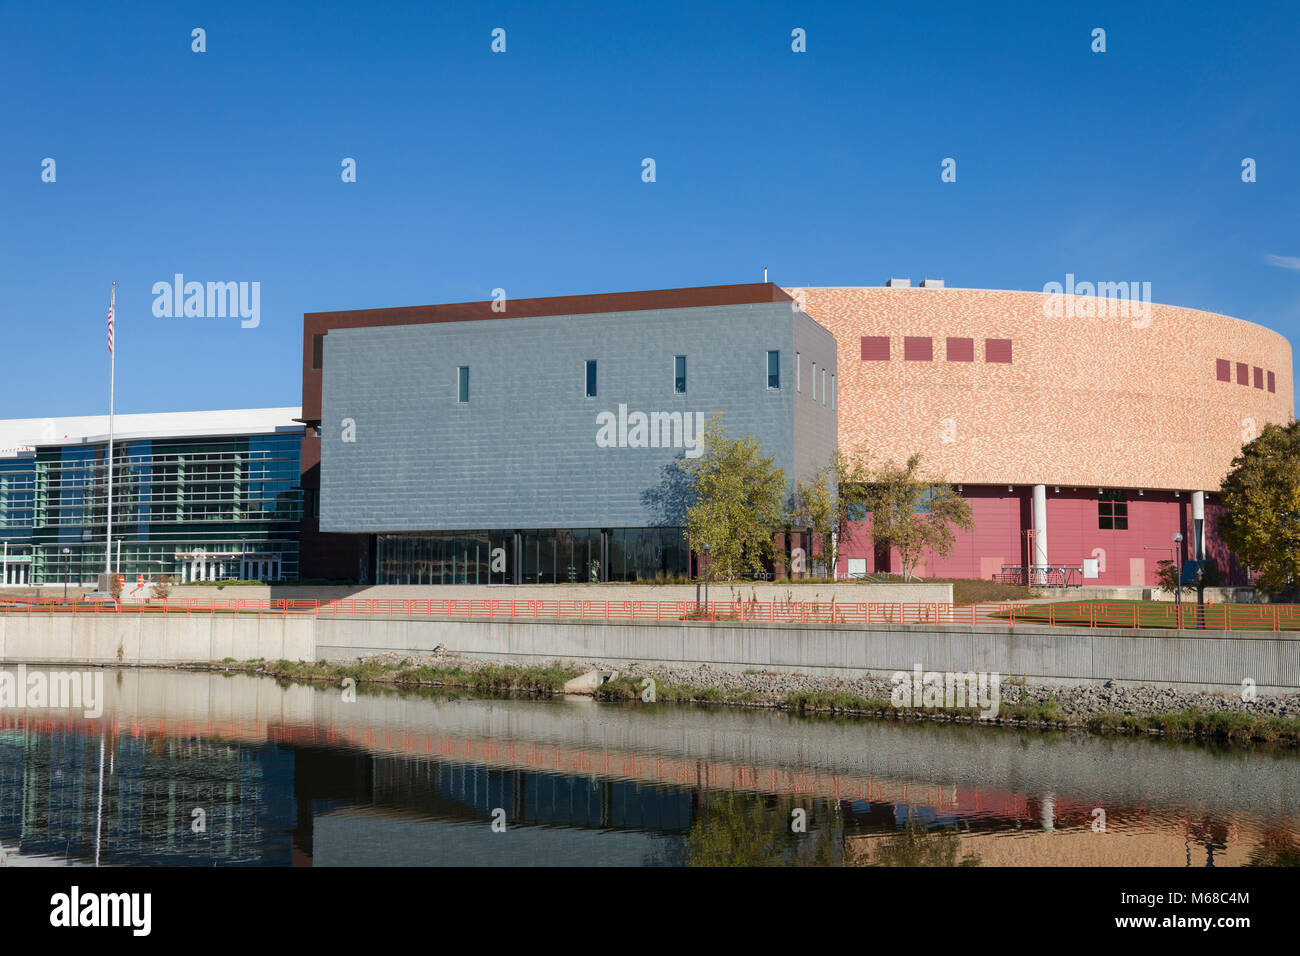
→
(321, 303, 815, 531)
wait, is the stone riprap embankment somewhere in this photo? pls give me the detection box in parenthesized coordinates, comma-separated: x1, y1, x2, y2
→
(357, 649, 1299, 722)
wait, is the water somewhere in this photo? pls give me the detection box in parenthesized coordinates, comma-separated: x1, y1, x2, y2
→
(0, 668, 1297, 867)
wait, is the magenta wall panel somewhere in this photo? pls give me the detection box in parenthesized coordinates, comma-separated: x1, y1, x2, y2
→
(904, 336, 933, 361)
(860, 335, 890, 361)
(1046, 490, 1187, 586)
(946, 337, 975, 362)
(836, 487, 1027, 579)
(832, 485, 1248, 586)
(985, 338, 1012, 364)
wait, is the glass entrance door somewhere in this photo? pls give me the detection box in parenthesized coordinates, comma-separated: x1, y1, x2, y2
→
(240, 556, 280, 581)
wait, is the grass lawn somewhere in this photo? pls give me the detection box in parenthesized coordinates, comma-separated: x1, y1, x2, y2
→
(995, 599, 1300, 631)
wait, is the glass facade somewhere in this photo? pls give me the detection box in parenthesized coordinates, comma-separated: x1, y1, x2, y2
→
(377, 527, 690, 585)
(376, 532, 514, 586)
(0, 432, 301, 586)
(0, 458, 36, 585)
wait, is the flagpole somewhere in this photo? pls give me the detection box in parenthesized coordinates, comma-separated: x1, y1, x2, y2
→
(106, 282, 116, 575)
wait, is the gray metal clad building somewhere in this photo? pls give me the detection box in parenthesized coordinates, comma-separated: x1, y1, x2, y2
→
(314, 290, 836, 584)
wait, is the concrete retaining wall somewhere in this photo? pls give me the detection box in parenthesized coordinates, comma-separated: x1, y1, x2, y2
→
(315, 616, 1300, 694)
(0, 612, 315, 666)
(1036, 585, 1267, 603)
(3, 610, 1295, 693)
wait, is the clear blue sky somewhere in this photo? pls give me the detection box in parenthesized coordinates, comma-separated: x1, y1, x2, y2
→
(2, 0, 1297, 418)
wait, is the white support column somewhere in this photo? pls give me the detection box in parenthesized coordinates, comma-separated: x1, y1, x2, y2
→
(1032, 484, 1048, 583)
(1191, 491, 1206, 559)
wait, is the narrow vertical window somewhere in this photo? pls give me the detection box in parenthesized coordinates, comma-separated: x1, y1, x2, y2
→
(812, 362, 817, 400)
(311, 333, 325, 370)
(821, 369, 827, 405)
(796, 353, 801, 392)
(831, 374, 836, 409)
(457, 366, 470, 403)
(767, 350, 780, 389)
(585, 360, 597, 398)
(674, 355, 687, 393)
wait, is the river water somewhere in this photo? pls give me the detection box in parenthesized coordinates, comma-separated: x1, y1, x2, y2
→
(0, 668, 1296, 867)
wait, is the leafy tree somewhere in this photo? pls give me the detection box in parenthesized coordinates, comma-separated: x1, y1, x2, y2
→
(685, 792, 786, 867)
(1218, 420, 1300, 593)
(683, 415, 787, 581)
(792, 446, 872, 577)
(686, 793, 839, 867)
(865, 811, 981, 867)
(858, 453, 974, 581)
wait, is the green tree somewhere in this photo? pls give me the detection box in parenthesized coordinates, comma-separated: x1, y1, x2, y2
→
(683, 415, 787, 581)
(686, 793, 840, 867)
(792, 446, 872, 577)
(865, 811, 981, 867)
(1218, 420, 1300, 593)
(858, 453, 974, 581)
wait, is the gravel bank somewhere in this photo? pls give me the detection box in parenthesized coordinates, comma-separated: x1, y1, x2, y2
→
(356, 648, 1299, 721)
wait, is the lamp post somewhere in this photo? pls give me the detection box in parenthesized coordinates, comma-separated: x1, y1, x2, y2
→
(1144, 542, 1178, 627)
(703, 543, 711, 613)
(61, 547, 71, 603)
(1172, 532, 1184, 628)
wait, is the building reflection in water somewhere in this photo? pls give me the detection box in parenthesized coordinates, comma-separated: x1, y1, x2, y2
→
(0, 668, 1296, 867)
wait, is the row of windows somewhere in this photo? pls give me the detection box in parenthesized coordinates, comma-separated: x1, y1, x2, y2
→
(376, 528, 690, 584)
(1215, 359, 1276, 393)
(455, 351, 798, 403)
(794, 353, 836, 408)
(13, 539, 300, 585)
(583, 356, 691, 399)
(861, 336, 1013, 364)
(0, 437, 302, 535)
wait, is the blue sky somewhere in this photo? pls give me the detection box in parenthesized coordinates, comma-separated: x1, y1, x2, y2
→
(2, 0, 1297, 418)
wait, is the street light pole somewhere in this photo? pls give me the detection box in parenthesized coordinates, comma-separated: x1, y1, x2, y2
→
(1143, 543, 1179, 627)
(703, 543, 711, 613)
(1173, 532, 1184, 629)
(62, 547, 71, 602)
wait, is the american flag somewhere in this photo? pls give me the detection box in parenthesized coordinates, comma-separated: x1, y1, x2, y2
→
(107, 288, 115, 353)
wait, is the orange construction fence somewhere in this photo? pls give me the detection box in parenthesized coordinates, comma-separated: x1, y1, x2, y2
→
(1, 596, 1298, 631)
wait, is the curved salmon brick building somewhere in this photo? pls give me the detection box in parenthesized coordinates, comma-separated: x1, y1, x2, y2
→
(790, 284, 1294, 587)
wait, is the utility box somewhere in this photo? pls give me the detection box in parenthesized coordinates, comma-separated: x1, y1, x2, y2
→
(1082, 558, 1099, 579)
